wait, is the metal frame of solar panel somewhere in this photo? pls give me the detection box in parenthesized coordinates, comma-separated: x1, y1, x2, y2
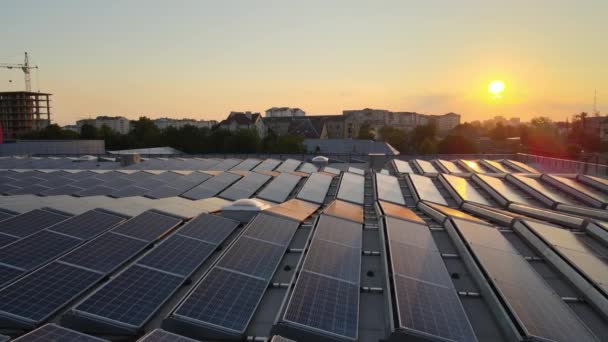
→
(577, 174, 608, 192)
(281, 213, 363, 341)
(336, 172, 365, 205)
(405, 174, 448, 206)
(442, 217, 599, 342)
(180, 172, 242, 200)
(512, 219, 608, 318)
(0, 210, 182, 329)
(375, 173, 405, 205)
(11, 323, 108, 342)
(542, 174, 608, 209)
(67, 214, 240, 335)
(257, 173, 302, 203)
(166, 212, 301, 340)
(219, 172, 272, 201)
(382, 215, 477, 341)
(0, 209, 127, 287)
(296, 172, 333, 204)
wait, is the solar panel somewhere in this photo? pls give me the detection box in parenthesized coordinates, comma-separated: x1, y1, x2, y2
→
(0, 209, 70, 238)
(109, 185, 149, 198)
(314, 215, 362, 248)
(0, 183, 19, 194)
(0, 264, 24, 287)
(436, 159, 463, 173)
(0, 234, 18, 248)
(103, 177, 136, 189)
(375, 173, 405, 205)
(110, 211, 182, 242)
(474, 174, 535, 206)
(137, 329, 199, 342)
(453, 219, 598, 342)
(302, 238, 360, 283)
(71, 177, 105, 189)
(297, 172, 333, 204)
(252, 159, 282, 172)
(231, 158, 262, 171)
(544, 175, 608, 207)
(174, 268, 268, 333)
(12, 323, 108, 342)
(212, 158, 243, 171)
(243, 212, 300, 246)
(414, 159, 438, 174)
(144, 185, 183, 199)
(181, 172, 241, 200)
(440, 173, 491, 206)
(48, 209, 126, 240)
(298, 162, 318, 173)
(74, 265, 183, 328)
(176, 213, 240, 244)
(507, 174, 577, 206)
(275, 159, 301, 173)
(347, 166, 365, 175)
(256, 173, 301, 203)
(218, 236, 285, 280)
(283, 271, 359, 340)
(0, 210, 15, 222)
(458, 160, 485, 173)
(39, 184, 84, 196)
(219, 172, 272, 201)
(323, 166, 341, 175)
(390, 241, 454, 287)
(393, 275, 477, 341)
(5, 184, 51, 195)
(138, 235, 216, 277)
(407, 174, 448, 205)
(337, 172, 365, 205)
(0, 230, 81, 270)
(60, 233, 148, 273)
(74, 185, 115, 197)
(0, 262, 103, 324)
(481, 159, 510, 173)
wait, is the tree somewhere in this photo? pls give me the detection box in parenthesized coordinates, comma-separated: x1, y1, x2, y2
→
(129, 117, 160, 147)
(378, 126, 408, 152)
(409, 123, 437, 154)
(437, 135, 477, 154)
(80, 124, 98, 139)
(357, 123, 375, 140)
(490, 123, 508, 141)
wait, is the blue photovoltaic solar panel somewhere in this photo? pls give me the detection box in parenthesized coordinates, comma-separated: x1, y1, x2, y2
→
(256, 173, 301, 203)
(0, 209, 70, 238)
(138, 235, 216, 277)
(231, 158, 262, 171)
(0, 262, 103, 324)
(0, 264, 24, 287)
(137, 329, 198, 342)
(217, 236, 285, 280)
(60, 233, 148, 273)
(174, 268, 268, 333)
(314, 215, 362, 248)
(284, 271, 359, 340)
(219, 172, 271, 201)
(12, 323, 108, 342)
(5, 184, 51, 195)
(296, 172, 333, 204)
(110, 211, 182, 242)
(74, 185, 116, 197)
(275, 159, 301, 173)
(0, 234, 18, 248)
(337, 172, 365, 205)
(242, 213, 300, 246)
(74, 265, 184, 328)
(181, 172, 241, 200)
(39, 185, 84, 196)
(177, 214, 240, 244)
(145, 185, 183, 199)
(252, 159, 281, 172)
(48, 209, 126, 240)
(0, 230, 81, 270)
(109, 185, 149, 198)
(302, 239, 360, 283)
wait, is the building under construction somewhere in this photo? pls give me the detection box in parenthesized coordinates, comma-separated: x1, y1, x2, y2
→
(0, 91, 51, 139)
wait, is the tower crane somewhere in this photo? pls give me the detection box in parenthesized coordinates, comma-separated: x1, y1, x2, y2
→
(0, 52, 38, 92)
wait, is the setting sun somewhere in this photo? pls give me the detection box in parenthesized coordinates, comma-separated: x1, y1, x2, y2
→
(488, 80, 506, 95)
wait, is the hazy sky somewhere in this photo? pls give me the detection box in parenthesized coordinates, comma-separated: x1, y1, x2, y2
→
(1, 0, 606, 125)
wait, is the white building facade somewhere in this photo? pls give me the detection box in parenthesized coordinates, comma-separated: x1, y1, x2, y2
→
(265, 107, 305, 118)
(76, 116, 131, 134)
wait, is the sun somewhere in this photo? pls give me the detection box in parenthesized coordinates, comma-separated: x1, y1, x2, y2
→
(488, 80, 505, 95)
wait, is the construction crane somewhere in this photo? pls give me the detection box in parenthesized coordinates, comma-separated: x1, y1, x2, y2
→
(0, 52, 38, 92)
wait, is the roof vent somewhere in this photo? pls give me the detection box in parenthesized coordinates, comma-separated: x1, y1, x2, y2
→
(312, 155, 329, 168)
(120, 154, 141, 166)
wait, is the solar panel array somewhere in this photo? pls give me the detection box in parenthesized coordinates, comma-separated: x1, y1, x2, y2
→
(181, 172, 242, 200)
(413, 159, 438, 174)
(172, 212, 300, 335)
(542, 174, 608, 208)
(337, 172, 365, 205)
(375, 173, 405, 205)
(275, 159, 302, 173)
(435, 159, 463, 173)
(12, 323, 107, 342)
(384, 216, 476, 341)
(406, 174, 448, 205)
(283, 213, 362, 340)
(472, 173, 536, 206)
(297, 172, 333, 204)
(219, 172, 272, 201)
(0, 210, 181, 328)
(231, 158, 262, 171)
(252, 158, 282, 172)
(137, 329, 199, 342)
(0, 209, 71, 244)
(439, 173, 492, 206)
(71, 214, 239, 332)
(450, 218, 598, 342)
(257, 172, 302, 203)
(393, 159, 414, 173)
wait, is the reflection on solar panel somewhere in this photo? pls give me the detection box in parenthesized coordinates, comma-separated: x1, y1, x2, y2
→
(523, 220, 608, 294)
(181, 172, 241, 200)
(451, 219, 598, 342)
(74, 265, 184, 328)
(375, 173, 405, 205)
(506, 174, 577, 206)
(70, 214, 238, 333)
(337, 172, 365, 205)
(473, 173, 535, 206)
(407, 174, 448, 205)
(0, 262, 104, 326)
(283, 213, 362, 340)
(393, 159, 413, 173)
(413, 159, 438, 174)
(296, 172, 333, 204)
(219, 172, 272, 201)
(480, 159, 510, 173)
(252, 159, 282, 172)
(257, 173, 301, 203)
(12, 323, 108, 342)
(504, 159, 540, 173)
(543, 174, 608, 208)
(171, 213, 299, 335)
(440, 173, 491, 206)
(458, 160, 485, 173)
(436, 159, 463, 173)
(137, 329, 198, 342)
(275, 159, 301, 173)
(0, 209, 70, 238)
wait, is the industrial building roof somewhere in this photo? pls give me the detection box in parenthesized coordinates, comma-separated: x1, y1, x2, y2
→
(0, 155, 606, 342)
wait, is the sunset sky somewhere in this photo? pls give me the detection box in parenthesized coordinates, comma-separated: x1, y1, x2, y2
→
(1, 0, 606, 125)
